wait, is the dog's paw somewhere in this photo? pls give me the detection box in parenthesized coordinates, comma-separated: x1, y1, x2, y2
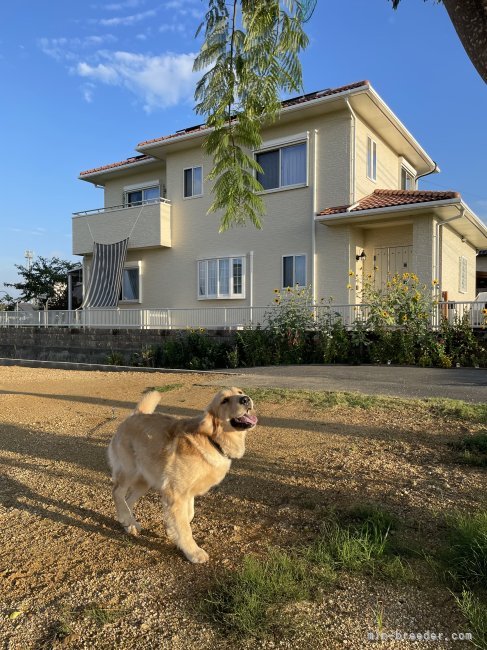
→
(186, 547, 209, 564)
(124, 522, 141, 536)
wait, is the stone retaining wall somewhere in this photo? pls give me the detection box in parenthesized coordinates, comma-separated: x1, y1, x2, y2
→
(0, 327, 233, 365)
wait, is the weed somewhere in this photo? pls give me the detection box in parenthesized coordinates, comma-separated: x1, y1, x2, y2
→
(443, 511, 487, 588)
(449, 432, 487, 467)
(149, 383, 184, 393)
(454, 590, 487, 650)
(105, 350, 125, 366)
(82, 603, 126, 626)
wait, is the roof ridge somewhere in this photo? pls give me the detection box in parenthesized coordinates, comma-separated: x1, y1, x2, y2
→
(373, 188, 460, 197)
(79, 153, 153, 177)
(137, 79, 369, 148)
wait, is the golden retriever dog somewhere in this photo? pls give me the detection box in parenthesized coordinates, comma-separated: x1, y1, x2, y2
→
(108, 387, 257, 563)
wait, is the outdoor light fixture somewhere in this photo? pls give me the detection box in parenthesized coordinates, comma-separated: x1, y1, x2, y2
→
(356, 250, 366, 261)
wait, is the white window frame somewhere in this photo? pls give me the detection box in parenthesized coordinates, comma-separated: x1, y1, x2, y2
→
(459, 256, 468, 294)
(120, 261, 142, 303)
(366, 136, 377, 182)
(124, 183, 160, 207)
(254, 134, 309, 193)
(282, 254, 307, 289)
(399, 158, 416, 190)
(183, 166, 203, 199)
(197, 256, 246, 300)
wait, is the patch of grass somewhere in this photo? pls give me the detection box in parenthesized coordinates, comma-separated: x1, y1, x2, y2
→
(202, 548, 324, 638)
(82, 603, 126, 627)
(449, 432, 487, 467)
(148, 383, 184, 393)
(341, 503, 398, 533)
(454, 590, 487, 650)
(202, 506, 413, 639)
(244, 387, 487, 424)
(443, 511, 487, 588)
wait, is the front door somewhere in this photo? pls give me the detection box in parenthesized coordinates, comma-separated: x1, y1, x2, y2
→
(374, 245, 413, 288)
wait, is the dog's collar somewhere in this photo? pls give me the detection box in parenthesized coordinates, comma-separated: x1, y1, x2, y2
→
(208, 437, 230, 459)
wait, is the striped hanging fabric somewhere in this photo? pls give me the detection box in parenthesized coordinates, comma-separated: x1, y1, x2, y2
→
(81, 238, 129, 308)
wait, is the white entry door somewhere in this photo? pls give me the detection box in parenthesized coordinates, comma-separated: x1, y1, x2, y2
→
(374, 245, 413, 288)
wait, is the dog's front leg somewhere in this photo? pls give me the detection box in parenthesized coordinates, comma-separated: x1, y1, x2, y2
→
(161, 491, 208, 564)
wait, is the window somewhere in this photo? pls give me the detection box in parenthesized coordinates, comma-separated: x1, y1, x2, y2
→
(184, 166, 203, 198)
(282, 255, 306, 288)
(125, 185, 159, 207)
(367, 137, 377, 181)
(256, 142, 307, 191)
(198, 256, 245, 299)
(459, 256, 468, 293)
(401, 167, 415, 190)
(120, 266, 140, 302)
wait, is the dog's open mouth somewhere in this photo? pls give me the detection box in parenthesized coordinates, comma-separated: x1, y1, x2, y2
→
(230, 413, 258, 430)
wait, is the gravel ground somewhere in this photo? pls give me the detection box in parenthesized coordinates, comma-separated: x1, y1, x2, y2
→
(0, 367, 484, 649)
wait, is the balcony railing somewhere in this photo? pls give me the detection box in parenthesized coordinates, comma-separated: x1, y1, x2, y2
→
(0, 301, 485, 330)
(72, 198, 171, 254)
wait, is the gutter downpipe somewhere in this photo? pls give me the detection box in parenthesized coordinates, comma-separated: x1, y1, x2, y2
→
(311, 129, 318, 303)
(249, 250, 254, 324)
(415, 161, 439, 189)
(435, 205, 465, 298)
(345, 98, 357, 206)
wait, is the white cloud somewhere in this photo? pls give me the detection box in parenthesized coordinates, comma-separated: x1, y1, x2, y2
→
(39, 35, 117, 60)
(77, 61, 120, 84)
(105, 0, 145, 9)
(75, 50, 198, 111)
(81, 82, 96, 103)
(98, 9, 156, 27)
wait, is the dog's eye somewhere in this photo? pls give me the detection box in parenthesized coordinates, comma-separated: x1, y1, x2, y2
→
(221, 397, 229, 404)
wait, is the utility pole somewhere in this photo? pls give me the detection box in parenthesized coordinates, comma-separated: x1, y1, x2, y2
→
(24, 250, 34, 271)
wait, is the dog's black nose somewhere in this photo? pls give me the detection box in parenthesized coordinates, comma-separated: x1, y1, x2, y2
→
(239, 395, 251, 406)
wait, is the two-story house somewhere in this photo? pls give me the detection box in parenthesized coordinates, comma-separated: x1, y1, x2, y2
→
(73, 80, 487, 311)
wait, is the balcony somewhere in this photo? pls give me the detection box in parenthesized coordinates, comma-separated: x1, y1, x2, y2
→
(72, 198, 171, 255)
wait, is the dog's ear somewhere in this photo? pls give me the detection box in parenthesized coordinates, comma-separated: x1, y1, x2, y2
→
(197, 412, 222, 437)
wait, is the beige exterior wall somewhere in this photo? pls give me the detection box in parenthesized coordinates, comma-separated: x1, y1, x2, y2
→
(354, 113, 404, 201)
(83, 109, 353, 309)
(440, 223, 477, 300)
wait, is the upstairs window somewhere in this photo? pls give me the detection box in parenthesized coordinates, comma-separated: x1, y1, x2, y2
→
(367, 137, 377, 182)
(283, 254, 306, 288)
(256, 142, 307, 191)
(401, 166, 415, 190)
(184, 166, 203, 198)
(198, 256, 245, 299)
(125, 185, 159, 207)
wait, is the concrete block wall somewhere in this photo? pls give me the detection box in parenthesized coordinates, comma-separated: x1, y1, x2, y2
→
(0, 328, 233, 365)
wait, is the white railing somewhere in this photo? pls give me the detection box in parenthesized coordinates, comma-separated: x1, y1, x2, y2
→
(0, 301, 484, 330)
(72, 196, 170, 217)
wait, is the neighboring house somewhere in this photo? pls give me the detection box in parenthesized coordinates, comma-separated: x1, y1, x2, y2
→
(477, 250, 487, 293)
(73, 80, 487, 309)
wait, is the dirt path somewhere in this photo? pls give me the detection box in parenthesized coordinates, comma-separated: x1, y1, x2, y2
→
(0, 368, 484, 649)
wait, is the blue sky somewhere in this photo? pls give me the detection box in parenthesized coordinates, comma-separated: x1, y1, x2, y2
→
(0, 0, 486, 289)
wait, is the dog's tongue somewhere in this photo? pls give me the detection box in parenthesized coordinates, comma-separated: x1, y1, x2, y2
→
(236, 413, 258, 425)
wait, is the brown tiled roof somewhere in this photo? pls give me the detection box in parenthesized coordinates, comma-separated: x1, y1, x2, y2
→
(79, 154, 153, 177)
(318, 189, 461, 216)
(137, 80, 369, 148)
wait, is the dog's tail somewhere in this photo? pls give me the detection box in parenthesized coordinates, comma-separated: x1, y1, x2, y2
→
(134, 390, 161, 415)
